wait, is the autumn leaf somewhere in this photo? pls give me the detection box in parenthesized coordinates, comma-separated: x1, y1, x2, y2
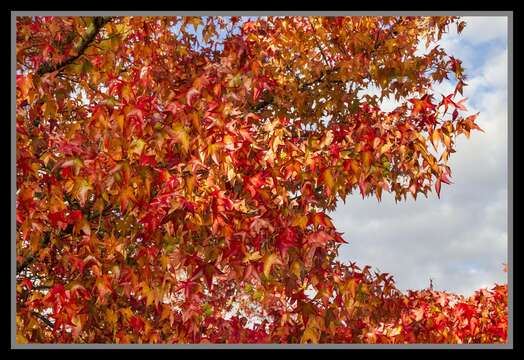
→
(322, 168, 335, 196)
(242, 251, 263, 263)
(263, 253, 282, 278)
(172, 122, 190, 154)
(300, 316, 322, 343)
(291, 214, 308, 229)
(72, 178, 93, 207)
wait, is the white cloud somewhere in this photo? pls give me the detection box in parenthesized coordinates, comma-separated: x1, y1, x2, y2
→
(482, 49, 509, 89)
(457, 16, 508, 45)
(466, 48, 508, 100)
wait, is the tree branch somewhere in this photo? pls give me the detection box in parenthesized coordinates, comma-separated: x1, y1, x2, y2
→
(31, 311, 55, 330)
(36, 16, 113, 76)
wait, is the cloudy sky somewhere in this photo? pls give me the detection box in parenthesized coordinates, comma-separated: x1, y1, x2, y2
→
(332, 16, 509, 296)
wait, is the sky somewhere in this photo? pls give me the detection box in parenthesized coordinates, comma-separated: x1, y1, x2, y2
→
(331, 16, 509, 296)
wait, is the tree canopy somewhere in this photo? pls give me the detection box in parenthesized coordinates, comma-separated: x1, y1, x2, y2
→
(16, 16, 506, 344)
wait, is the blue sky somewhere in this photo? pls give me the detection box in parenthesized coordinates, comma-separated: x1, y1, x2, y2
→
(331, 16, 509, 296)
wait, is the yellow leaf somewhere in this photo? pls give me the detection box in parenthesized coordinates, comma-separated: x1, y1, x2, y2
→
(247, 33, 258, 42)
(160, 255, 169, 270)
(226, 164, 236, 183)
(30, 232, 41, 253)
(242, 251, 263, 263)
(120, 307, 133, 320)
(173, 122, 190, 153)
(185, 174, 196, 195)
(414, 142, 439, 173)
(320, 130, 334, 148)
(431, 129, 441, 149)
(361, 151, 372, 170)
(223, 135, 235, 149)
(160, 305, 171, 321)
(111, 111, 125, 133)
(348, 278, 357, 298)
(291, 214, 308, 229)
(272, 129, 284, 152)
(121, 84, 131, 102)
(423, 153, 439, 174)
(115, 23, 132, 35)
(208, 143, 222, 165)
(190, 112, 202, 133)
(44, 100, 57, 119)
(323, 168, 335, 192)
(16, 333, 28, 344)
(443, 133, 451, 149)
(263, 253, 282, 278)
(300, 327, 320, 343)
(106, 308, 118, 325)
(146, 290, 154, 307)
(73, 178, 93, 206)
(129, 138, 146, 157)
(300, 317, 322, 343)
(291, 260, 302, 278)
(390, 326, 402, 337)
(380, 143, 392, 154)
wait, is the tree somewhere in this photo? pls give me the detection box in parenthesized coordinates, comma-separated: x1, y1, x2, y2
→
(16, 15, 506, 344)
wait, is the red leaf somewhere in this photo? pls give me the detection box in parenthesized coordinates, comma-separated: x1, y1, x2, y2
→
(276, 227, 298, 257)
(186, 88, 199, 107)
(435, 178, 442, 198)
(129, 316, 145, 332)
(22, 278, 33, 290)
(454, 98, 468, 111)
(139, 154, 157, 166)
(69, 210, 83, 223)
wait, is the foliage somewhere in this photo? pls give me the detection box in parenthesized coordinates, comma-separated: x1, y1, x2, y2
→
(16, 16, 506, 344)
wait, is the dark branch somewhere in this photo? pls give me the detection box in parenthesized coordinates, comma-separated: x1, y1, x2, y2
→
(36, 17, 112, 77)
(32, 311, 55, 330)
